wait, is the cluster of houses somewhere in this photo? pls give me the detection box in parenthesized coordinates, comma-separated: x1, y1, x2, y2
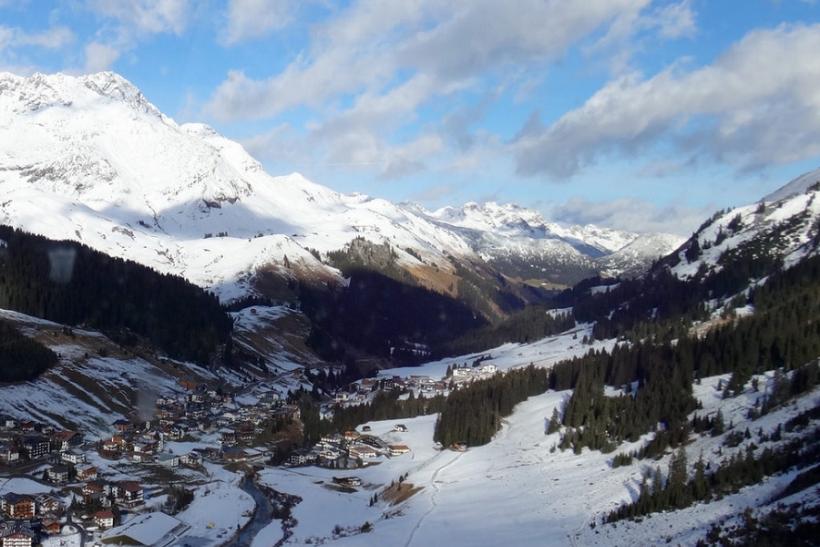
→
(330, 360, 501, 410)
(289, 424, 411, 469)
(0, 378, 305, 547)
(447, 362, 499, 384)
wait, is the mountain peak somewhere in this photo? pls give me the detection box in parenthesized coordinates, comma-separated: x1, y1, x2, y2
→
(0, 70, 162, 118)
(763, 167, 820, 203)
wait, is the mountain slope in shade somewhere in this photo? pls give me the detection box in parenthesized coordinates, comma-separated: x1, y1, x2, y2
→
(0, 71, 680, 302)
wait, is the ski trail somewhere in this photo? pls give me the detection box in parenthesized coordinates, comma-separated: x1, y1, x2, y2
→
(403, 451, 464, 547)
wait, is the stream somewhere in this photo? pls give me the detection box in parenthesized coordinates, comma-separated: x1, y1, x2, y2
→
(232, 477, 275, 546)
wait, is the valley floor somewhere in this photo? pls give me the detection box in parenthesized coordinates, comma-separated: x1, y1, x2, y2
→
(254, 373, 819, 546)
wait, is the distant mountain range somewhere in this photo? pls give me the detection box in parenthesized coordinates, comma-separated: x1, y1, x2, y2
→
(0, 71, 683, 308)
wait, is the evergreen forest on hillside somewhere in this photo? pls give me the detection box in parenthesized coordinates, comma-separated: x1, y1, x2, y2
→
(0, 226, 233, 369)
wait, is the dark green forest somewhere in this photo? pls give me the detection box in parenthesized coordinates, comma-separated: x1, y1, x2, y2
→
(0, 320, 57, 382)
(0, 226, 233, 371)
(430, 254, 820, 451)
(552, 253, 820, 454)
(438, 306, 575, 356)
(433, 365, 549, 446)
(300, 269, 485, 366)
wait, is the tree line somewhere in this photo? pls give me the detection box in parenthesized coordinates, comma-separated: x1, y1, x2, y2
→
(0, 225, 232, 368)
(0, 320, 58, 382)
(433, 365, 549, 447)
(550, 254, 820, 455)
(607, 428, 820, 523)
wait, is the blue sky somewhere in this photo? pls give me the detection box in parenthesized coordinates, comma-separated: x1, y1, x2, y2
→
(1, 1, 819, 234)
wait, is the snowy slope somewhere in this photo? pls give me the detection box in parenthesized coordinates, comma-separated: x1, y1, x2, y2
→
(252, 368, 818, 547)
(0, 308, 217, 435)
(427, 201, 682, 281)
(670, 172, 820, 280)
(0, 71, 678, 302)
(763, 167, 820, 202)
(599, 232, 685, 278)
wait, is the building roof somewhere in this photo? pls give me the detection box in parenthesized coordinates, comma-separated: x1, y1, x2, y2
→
(101, 512, 186, 546)
(2, 493, 34, 504)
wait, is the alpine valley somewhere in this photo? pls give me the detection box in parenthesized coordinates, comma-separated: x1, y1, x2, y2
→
(0, 71, 818, 547)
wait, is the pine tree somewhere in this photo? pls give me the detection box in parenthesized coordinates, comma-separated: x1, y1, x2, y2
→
(547, 407, 561, 434)
(667, 447, 689, 508)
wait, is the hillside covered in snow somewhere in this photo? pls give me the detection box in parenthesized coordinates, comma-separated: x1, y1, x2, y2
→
(0, 72, 681, 306)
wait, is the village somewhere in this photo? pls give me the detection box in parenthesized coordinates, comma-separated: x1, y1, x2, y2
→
(0, 356, 500, 547)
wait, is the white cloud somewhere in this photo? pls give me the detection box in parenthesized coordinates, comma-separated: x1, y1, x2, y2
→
(210, 0, 671, 182)
(0, 25, 75, 51)
(514, 23, 820, 179)
(550, 197, 711, 235)
(86, 0, 190, 36)
(221, 0, 294, 45)
(83, 41, 120, 72)
(653, 0, 696, 39)
(206, 0, 650, 122)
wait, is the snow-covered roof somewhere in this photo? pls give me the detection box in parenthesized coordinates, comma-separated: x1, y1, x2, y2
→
(100, 511, 187, 546)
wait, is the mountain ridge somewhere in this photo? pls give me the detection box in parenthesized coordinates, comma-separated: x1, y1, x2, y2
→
(0, 70, 690, 304)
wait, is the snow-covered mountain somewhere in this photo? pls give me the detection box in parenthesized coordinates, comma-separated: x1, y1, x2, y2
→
(668, 168, 820, 281)
(0, 71, 680, 303)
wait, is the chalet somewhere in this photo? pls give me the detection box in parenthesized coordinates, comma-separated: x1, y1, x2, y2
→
(219, 429, 236, 446)
(235, 423, 255, 443)
(317, 449, 341, 466)
(343, 430, 360, 441)
(0, 528, 35, 547)
(102, 435, 127, 452)
(0, 443, 20, 465)
(82, 482, 112, 508)
(35, 494, 63, 516)
(348, 444, 378, 460)
(132, 441, 158, 456)
(180, 452, 201, 467)
(76, 464, 98, 481)
(130, 451, 152, 464)
(115, 481, 144, 507)
(51, 430, 82, 452)
(82, 481, 109, 497)
(21, 434, 50, 459)
(1, 494, 35, 519)
(288, 449, 316, 466)
(166, 425, 185, 440)
(452, 367, 472, 378)
(46, 464, 70, 484)
(480, 364, 498, 375)
(94, 509, 115, 529)
(392, 424, 408, 432)
(389, 444, 411, 456)
(2, 418, 17, 430)
(61, 449, 85, 465)
(357, 435, 389, 450)
(41, 518, 61, 535)
(19, 421, 35, 433)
